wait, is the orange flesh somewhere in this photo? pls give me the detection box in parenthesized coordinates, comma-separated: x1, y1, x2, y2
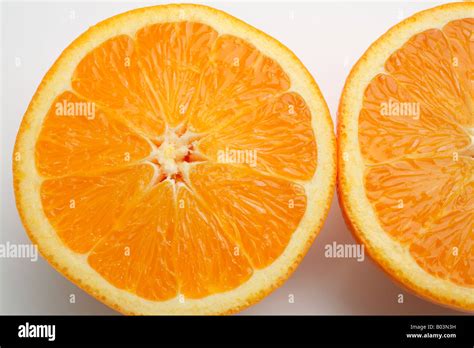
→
(359, 19, 474, 287)
(36, 22, 317, 300)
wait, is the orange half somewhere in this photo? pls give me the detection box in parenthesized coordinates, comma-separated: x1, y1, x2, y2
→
(339, 2, 473, 311)
(13, 4, 336, 314)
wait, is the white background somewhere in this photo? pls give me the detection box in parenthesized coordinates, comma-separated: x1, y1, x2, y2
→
(0, 0, 464, 315)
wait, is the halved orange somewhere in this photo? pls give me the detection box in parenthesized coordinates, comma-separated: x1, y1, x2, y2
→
(338, 2, 473, 311)
(13, 4, 336, 314)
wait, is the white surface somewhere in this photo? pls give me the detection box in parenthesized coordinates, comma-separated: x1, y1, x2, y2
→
(0, 0, 463, 315)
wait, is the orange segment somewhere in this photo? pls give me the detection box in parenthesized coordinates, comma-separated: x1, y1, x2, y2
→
(189, 163, 307, 268)
(174, 186, 253, 299)
(41, 164, 154, 253)
(385, 28, 471, 127)
(36, 91, 152, 177)
(410, 181, 474, 287)
(443, 18, 474, 118)
(359, 74, 470, 163)
(72, 35, 166, 139)
(364, 157, 469, 243)
(188, 35, 290, 132)
(135, 22, 218, 127)
(88, 181, 176, 301)
(198, 92, 317, 180)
